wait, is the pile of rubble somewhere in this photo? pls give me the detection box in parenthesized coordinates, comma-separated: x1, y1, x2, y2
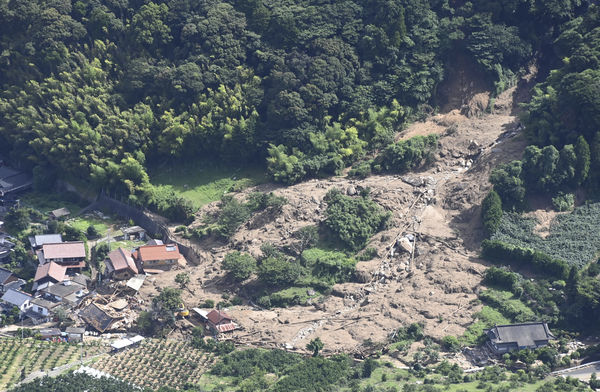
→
(75, 279, 147, 333)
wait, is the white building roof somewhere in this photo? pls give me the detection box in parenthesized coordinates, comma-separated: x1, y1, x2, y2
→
(111, 338, 133, 350)
(126, 274, 146, 291)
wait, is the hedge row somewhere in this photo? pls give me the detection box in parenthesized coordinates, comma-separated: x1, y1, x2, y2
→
(481, 239, 569, 280)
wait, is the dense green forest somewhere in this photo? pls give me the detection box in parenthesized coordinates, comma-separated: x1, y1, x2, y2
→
(0, 0, 592, 212)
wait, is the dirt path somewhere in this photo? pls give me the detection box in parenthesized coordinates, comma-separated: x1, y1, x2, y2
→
(140, 79, 530, 355)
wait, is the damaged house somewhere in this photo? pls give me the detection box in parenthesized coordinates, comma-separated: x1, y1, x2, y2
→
(105, 248, 139, 281)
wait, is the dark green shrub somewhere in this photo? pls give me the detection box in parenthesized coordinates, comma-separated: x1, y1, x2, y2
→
(484, 267, 520, 291)
(357, 247, 378, 261)
(348, 161, 373, 179)
(441, 336, 461, 352)
(552, 192, 575, 212)
(481, 190, 502, 235)
(374, 134, 438, 173)
(200, 299, 215, 308)
(323, 189, 390, 251)
(222, 251, 257, 281)
(481, 240, 569, 279)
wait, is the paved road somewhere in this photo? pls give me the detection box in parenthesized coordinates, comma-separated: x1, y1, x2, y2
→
(16, 352, 108, 386)
(555, 362, 600, 381)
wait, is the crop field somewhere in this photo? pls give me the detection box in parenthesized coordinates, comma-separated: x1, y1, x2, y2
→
(492, 202, 600, 268)
(91, 339, 216, 390)
(0, 338, 108, 391)
(150, 163, 267, 207)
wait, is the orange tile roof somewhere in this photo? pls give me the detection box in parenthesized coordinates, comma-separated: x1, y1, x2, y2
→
(107, 248, 138, 274)
(136, 244, 181, 262)
(42, 241, 85, 259)
(34, 262, 67, 282)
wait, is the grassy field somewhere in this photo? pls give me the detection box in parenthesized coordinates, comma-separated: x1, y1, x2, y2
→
(91, 339, 216, 390)
(0, 338, 108, 391)
(150, 163, 268, 207)
(462, 306, 511, 345)
(20, 192, 85, 216)
(68, 215, 110, 237)
(107, 239, 146, 251)
(492, 203, 600, 268)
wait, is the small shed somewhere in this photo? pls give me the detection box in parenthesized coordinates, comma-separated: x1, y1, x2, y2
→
(39, 328, 62, 340)
(120, 226, 146, 241)
(65, 326, 86, 342)
(49, 208, 70, 220)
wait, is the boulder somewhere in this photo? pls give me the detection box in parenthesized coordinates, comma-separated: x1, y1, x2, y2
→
(396, 237, 413, 254)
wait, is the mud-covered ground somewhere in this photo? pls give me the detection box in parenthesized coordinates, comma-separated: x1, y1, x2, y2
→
(140, 75, 531, 356)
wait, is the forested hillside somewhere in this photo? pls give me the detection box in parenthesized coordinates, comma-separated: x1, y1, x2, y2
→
(0, 0, 590, 213)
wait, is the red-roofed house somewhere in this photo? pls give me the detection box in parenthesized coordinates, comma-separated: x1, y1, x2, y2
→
(105, 248, 139, 280)
(33, 262, 67, 291)
(134, 244, 183, 272)
(39, 241, 86, 272)
(206, 309, 237, 334)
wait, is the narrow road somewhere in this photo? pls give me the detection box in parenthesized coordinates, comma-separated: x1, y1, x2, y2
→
(15, 352, 108, 387)
(552, 360, 600, 381)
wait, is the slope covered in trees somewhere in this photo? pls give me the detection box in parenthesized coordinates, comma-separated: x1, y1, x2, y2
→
(1, 0, 588, 209)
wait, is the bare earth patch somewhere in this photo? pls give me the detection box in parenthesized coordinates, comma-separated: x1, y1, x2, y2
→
(140, 82, 530, 357)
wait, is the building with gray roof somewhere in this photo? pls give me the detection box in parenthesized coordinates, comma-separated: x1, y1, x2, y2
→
(486, 322, 555, 354)
(28, 234, 63, 250)
(1, 289, 32, 315)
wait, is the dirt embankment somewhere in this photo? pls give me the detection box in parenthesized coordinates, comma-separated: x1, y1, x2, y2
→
(141, 76, 531, 355)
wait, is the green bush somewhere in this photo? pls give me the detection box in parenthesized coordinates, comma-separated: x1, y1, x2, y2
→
(552, 192, 575, 212)
(481, 190, 503, 235)
(246, 192, 287, 212)
(348, 160, 373, 179)
(484, 267, 520, 292)
(481, 239, 569, 279)
(291, 226, 319, 254)
(357, 247, 378, 261)
(258, 257, 305, 286)
(216, 196, 252, 238)
(222, 252, 257, 281)
(211, 349, 301, 379)
(145, 185, 197, 223)
(269, 287, 316, 307)
(392, 323, 424, 343)
(200, 299, 215, 308)
(374, 134, 438, 173)
(300, 248, 356, 285)
(489, 161, 526, 209)
(323, 189, 390, 251)
(198, 192, 287, 240)
(441, 336, 461, 352)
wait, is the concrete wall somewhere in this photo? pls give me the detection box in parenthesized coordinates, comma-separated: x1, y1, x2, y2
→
(89, 192, 201, 265)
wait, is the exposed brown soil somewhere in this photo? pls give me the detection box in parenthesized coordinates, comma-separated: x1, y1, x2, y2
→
(140, 75, 532, 357)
